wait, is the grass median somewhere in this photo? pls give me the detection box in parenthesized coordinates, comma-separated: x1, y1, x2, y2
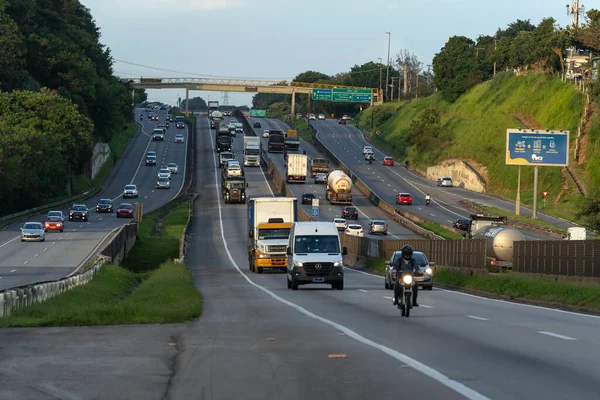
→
(414, 220, 463, 239)
(0, 202, 202, 327)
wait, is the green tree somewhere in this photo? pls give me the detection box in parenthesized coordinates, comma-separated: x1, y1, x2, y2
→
(293, 70, 330, 83)
(433, 36, 480, 102)
(180, 96, 207, 110)
(267, 102, 291, 119)
(0, 89, 93, 213)
(576, 191, 600, 231)
(133, 89, 147, 105)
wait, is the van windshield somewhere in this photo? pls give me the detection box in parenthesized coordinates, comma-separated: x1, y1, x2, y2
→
(294, 235, 340, 254)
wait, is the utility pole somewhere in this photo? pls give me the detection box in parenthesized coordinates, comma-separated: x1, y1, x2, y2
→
(390, 77, 397, 101)
(426, 64, 431, 85)
(567, 0, 585, 28)
(493, 39, 497, 76)
(475, 47, 485, 57)
(378, 57, 383, 103)
(403, 60, 408, 98)
(385, 32, 391, 102)
(415, 62, 421, 99)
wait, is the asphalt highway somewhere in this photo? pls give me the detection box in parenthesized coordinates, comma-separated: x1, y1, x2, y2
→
(1, 115, 599, 400)
(0, 108, 188, 291)
(311, 119, 562, 240)
(248, 117, 418, 240)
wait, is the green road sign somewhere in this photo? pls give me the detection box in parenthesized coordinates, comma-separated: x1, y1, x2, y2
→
(311, 88, 372, 103)
(332, 88, 372, 102)
(311, 89, 332, 101)
(249, 109, 267, 117)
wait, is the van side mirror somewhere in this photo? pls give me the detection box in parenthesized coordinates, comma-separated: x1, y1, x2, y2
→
(248, 230, 253, 239)
(342, 247, 348, 256)
(286, 247, 292, 255)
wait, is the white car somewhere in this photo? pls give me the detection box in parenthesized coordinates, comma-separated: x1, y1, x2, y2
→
(308, 114, 316, 120)
(345, 224, 364, 237)
(314, 173, 327, 184)
(174, 134, 184, 143)
(333, 218, 348, 231)
(158, 168, 172, 180)
(263, 129, 270, 138)
(167, 163, 178, 174)
(318, 114, 326, 120)
(123, 184, 138, 198)
(437, 177, 453, 187)
(21, 222, 45, 242)
(363, 146, 373, 155)
(364, 150, 374, 160)
(156, 176, 170, 189)
(152, 129, 164, 141)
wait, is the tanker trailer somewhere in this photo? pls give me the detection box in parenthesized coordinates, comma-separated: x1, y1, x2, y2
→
(326, 170, 353, 205)
(474, 226, 525, 270)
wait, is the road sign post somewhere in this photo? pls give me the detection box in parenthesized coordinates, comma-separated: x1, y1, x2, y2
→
(312, 198, 319, 217)
(506, 130, 569, 219)
(542, 190, 549, 209)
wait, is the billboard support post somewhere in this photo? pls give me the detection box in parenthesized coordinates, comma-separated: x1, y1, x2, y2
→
(516, 166, 521, 216)
(533, 166, 539, 219)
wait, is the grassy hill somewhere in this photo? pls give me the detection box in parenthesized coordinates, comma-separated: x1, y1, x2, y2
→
(356, 72, 596, 221)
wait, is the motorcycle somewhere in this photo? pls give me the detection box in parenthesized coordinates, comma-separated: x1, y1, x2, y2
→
(425, 198, 430, 206)
(368, 158, 374, 164)
(394, 272, 415, 317)
(140, 115, 143, 121)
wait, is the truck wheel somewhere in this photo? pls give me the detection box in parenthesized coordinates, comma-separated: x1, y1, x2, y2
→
(257, 267, 263, 274)
(291, 277, 299, 291)
(335, 281, 344, 290)
(385, 280, 390, 289)
(287, 276, 292, 289)
(248, 256, 253, 272)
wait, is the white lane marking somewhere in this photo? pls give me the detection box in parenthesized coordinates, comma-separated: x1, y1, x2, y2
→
(0, 236, 20, 248)
(144, 196, 149, 199)
(348, 268, 385, 279)
(208, 128, 490, 400)
(537, 331, 577, 340)
(23, 261, 29, 265)
(359, 289, 368, 293)
(58, 236, 63, 240)
(430, 213, 436, 217)
(383, 296, 393, 300)
(417, 207, 422, 210)
(420, 304, 434, 309)
(467, 315, 489, 321)
(66, 233, 70, 235)
(43, 247, 48, 252)
(97, 218, 103, 221)
(387, 184, 391, 187)
(447, 220, 453, 223)
(10, 269, 16, 273)
(34, 254, 39, 258)
(72, 229, 76, 232)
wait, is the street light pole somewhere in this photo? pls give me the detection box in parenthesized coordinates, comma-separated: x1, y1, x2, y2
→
(378, 57, 383, 102)
(385, 32, 391, 102)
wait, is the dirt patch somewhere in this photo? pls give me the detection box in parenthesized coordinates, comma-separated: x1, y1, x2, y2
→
(511, 110, 542, 129)
(554, 168, 571, 205)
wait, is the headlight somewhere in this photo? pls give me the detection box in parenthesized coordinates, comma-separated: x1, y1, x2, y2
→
(294, 261, 303, 267)
(334, 261, 342, 267)
(402, 275, 413, 285)
(425, 267, 433, 275)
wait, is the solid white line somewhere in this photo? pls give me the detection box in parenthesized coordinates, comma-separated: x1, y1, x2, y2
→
(420, 304, 434, 309)
(383, 296, 393, 300)
(359, 289, 368, 293)
(466, 315, 489, 321)
(10, 269, 16, 273)
(537, 331, 577, 340)
(0, 236, 19, 248)
(23, 261, 29, 265)
(208, 128, 490, 400)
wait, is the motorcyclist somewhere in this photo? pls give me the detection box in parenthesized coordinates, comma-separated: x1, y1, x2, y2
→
(425, 193, 431, 204)
(393, 245, 420, 310)
(140, 114, 143, 121)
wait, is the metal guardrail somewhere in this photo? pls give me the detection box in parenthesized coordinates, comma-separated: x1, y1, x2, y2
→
(0, 256, 108, 317)
(0, 187, 101, 228)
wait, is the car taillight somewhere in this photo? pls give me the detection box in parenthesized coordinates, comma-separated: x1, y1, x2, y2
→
(360, 229, 364, 233)
(345, 229, 350, 233)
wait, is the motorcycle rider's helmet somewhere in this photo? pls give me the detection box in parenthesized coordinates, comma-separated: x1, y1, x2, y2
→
(401, 245, 413, 260)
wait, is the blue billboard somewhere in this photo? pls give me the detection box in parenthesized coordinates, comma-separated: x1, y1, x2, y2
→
(506, 130, 569, 167)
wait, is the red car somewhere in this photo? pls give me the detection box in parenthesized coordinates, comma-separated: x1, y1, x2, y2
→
(383, 156, 394, 166)
(396, 193, 412, 205)
(44, 216, 64, 232)
(116, 203, 134, 218)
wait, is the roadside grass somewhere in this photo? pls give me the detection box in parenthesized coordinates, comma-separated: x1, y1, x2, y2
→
(285, 118, 313, 141)
(475, 203, 568, 231)
(356, 73, 588, 223)
(415, 221, 463, 240)
(366, 258, 386, 274)
(0, 201, 202, 327)
(434, 269, 600, 310)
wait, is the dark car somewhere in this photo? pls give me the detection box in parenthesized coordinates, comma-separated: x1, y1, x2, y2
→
(301, 193, 316, 205)
(116, 203, 134, 218)
(253, 122, 261, 128)
(341, 206, 359, 220)
(454, 218, 470, 231)
(338, 119, 346, 125)
(69, 204, 89, 221)
(96, 199, 114, 213)
(166, 114, 174, 122)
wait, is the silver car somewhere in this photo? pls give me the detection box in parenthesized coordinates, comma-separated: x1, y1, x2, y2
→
(314, 173, 327, 184)
(167, 163, 178, 174)
(21, 222, 45, 242)
(369, 220, 388, 235)
(123, 184, 138, 198)
(384, 251, 435, 290)
(437, 177, 453, 187)
(174, 134, 184, 143)
(46, 210, 65, 222)
(156, 176, 170, 189)
(158, 168, 171, 180)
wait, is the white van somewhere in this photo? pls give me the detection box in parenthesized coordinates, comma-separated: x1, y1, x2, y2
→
(567, 227, 586, 240)
(286, 222, 347, 290)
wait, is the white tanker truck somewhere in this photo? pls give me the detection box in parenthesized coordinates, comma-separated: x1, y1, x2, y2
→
(326, 170, 353, 205)
(468, 215, 525, 270)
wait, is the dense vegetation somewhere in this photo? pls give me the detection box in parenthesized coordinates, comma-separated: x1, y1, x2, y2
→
(0, 0, 135, 214)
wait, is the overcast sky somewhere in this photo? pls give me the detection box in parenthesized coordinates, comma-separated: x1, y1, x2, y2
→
(81, 0, 576, 107)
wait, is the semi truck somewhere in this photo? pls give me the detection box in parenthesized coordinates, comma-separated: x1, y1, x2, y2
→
(222, 176, 247, 204)
(208, 101, 219, 115)
(310, 158, 330, 177)
(285, 129, 300, 149)
(216, 124, 232, 153)
(468, 214, 525, 270)
(326, 170, 353, 205)
(267, 130, 285, 152)
(210, 111, 223, 129)
(285, 154, 308, 183)
(247, 197, 298, 273)
(243, 137, 261, 167)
